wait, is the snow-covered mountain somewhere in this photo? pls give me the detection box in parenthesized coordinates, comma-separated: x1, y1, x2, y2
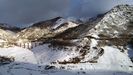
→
(17, 17, 80, 41)
(0, 4, 133, 75)
(89, 4, 133, 37)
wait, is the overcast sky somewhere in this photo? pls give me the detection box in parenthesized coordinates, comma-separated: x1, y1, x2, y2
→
(0, 0, 132, 26)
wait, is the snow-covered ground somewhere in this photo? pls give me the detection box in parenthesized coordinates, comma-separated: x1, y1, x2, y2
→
(0, 45, 132, 75)
(0, 47, 37, 64)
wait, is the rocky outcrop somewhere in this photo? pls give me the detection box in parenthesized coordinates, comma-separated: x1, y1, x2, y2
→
(0, 56, 14, 65)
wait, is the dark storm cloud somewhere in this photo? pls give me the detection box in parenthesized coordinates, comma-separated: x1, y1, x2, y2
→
(0, 0, 132, 26)
(0, 0, 70, 26)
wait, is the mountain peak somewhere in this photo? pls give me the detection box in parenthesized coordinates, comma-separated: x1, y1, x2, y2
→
(108, 4, 133, 13)
(51, 16, 63, 22)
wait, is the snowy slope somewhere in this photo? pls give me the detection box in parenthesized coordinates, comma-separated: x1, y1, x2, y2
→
(52, 17, 80, 34)
(0, 46, 132, 75)
(0, 47, 37, 64)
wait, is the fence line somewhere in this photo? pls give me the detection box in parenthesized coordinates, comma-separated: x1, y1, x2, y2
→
(16, 42, 43, 49)
(0, 42, 43, 49)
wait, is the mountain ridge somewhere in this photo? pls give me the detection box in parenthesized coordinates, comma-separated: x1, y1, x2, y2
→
(0, 4, 132, 48)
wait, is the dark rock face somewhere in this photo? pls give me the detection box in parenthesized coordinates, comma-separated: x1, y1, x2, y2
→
(0, 56, 14, 65)
(32, 17, 62, 28)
